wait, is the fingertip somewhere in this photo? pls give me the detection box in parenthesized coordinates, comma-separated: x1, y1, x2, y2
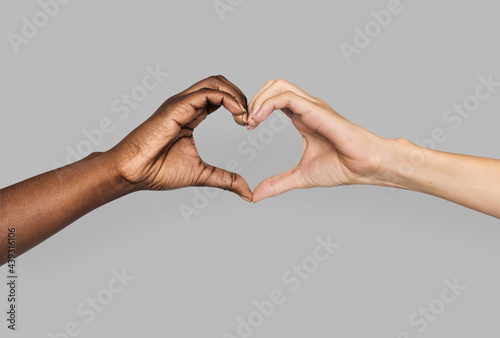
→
(251, 108, 263, 123)
(253, 169, 299, 203)
(246, 109, 263, 129)
(251, 183, 269, 204)
(223, 93, 245, 114)
(239, 103, 247, 114)
(240, 195, 253, 203)
(224, 95, 248, 127)
(231, 173, 253, 201)
(233, 113, 247, 127)
(251, 196, 262, 203)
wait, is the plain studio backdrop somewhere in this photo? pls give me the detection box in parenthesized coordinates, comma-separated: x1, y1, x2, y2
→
(1, 0, 499, 337)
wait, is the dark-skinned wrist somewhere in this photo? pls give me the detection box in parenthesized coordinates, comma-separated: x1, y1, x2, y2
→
(90, 151, 143, 199)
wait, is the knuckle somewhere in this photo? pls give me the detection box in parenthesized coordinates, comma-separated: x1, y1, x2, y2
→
(275, 78, 288, 87)
(197, 88, 213, 95)
(204, 76, 221, 88)
(283, 91, 295, 105)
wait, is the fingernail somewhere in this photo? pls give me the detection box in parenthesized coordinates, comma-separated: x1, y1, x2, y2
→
(252, 109, 262, 121)
(241, 196, 252, 202)
(242, 112, 248, 124)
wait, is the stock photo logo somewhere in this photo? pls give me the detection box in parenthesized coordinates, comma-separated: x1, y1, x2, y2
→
(46, 269, 135, 338)
(413, 74, 499, 150)
(394, 278, 467, 338)
(7, 0, 73, 54)
(222, 235, 340, 338)
(51, 65, 169, 170)
(213, 0, 244, 21)
(179, 113, 291, 224)
(339, 0, 418, 64)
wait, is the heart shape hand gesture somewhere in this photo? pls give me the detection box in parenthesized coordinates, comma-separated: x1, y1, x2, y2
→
(110, 76, 392, 202)
(3, 76, 499, 267)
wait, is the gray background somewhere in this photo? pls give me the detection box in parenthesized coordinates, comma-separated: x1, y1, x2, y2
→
(1, 0, 499, 337)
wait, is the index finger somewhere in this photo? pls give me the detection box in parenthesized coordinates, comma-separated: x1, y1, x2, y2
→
(170, 88, 247, 127)
(179, 75, 248, 124)
(247, 91, 332, 134)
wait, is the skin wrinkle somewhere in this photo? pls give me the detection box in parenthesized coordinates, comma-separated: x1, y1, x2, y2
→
(193, 162, 206, 187)
(249, 79, 500, 215)
(230, 172, 236, 190)
(4, 75, 500, 265)
(198, 165, 216, 187)
(0, 76, 255, 265)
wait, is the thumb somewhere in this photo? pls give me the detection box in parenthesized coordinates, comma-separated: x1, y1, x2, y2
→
(198, 164, 253, 202)
(252, 167, 304, 203)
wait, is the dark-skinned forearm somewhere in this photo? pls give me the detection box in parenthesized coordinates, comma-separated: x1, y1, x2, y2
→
(0, 151, 135, 265)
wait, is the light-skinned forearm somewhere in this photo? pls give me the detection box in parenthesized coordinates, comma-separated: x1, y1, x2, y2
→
(0, 152, 135, 265)
(375, 138, 500, 218)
